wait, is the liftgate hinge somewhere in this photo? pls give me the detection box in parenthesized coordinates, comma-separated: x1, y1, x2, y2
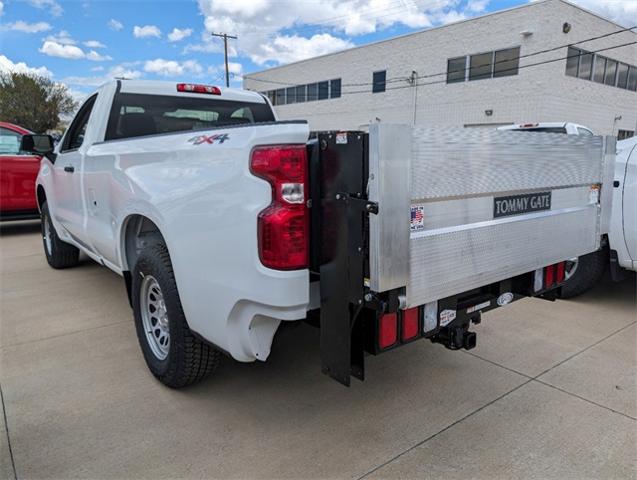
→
(334, 192, 379, 215)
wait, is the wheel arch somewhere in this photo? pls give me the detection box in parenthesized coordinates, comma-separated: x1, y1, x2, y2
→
(120, 214, 166, 306)
(36, 184, 47, 212)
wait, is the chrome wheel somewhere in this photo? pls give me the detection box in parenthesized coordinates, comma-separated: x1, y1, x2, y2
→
(140, 275, 170, 360)
(43, 214, 52, 256)
(565, 257, 579, 281)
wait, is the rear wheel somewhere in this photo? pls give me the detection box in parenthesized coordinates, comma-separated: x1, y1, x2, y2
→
(132, 241, 220, 388)
(41, 201, 80, 269)
(560, 249, 608, 299)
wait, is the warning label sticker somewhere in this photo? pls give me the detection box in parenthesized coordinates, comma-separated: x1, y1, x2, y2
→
(410, 205, 425, 232)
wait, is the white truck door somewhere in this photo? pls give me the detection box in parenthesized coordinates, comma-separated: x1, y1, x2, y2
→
(52, 94, 97, 243)
(623, 145, 637, 263)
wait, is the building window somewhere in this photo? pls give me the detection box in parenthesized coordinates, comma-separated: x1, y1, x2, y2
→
(285, 87, 296, 104)
(469, 52, 493, 81)
(330, 79, 341, 98)
(372, 70, 386, 93)
(578, 51, 593, 80)
(617, 63, 629, 89)
(592, 56, 606, 83)
(259, 78, 342, 105)
(295, 85, 306, 103)
(307, 83, 318, 101)
(275, 89, 286, 106)
(604, 59, 617, 86)
(447, 57, 466, 83)
(628, 66, 637, 91)
(618, 130, 635, 140)
(318, 81, 329, 100)
(565, 47, 579, 77)
(565, 48, 636, 92)
(493, 47, 520, 77)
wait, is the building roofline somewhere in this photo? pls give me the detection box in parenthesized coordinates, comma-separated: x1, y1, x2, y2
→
(244, 0, 634, 79)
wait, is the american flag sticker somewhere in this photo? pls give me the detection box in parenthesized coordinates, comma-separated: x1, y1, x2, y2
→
(410, 205, 425, 232)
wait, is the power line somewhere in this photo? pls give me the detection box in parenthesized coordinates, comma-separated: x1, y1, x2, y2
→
(240, 25, 636, 88)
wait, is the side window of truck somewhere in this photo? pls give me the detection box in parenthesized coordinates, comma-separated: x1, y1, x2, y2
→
(0, 128, 21, 155)
(61, 94, 97, 152)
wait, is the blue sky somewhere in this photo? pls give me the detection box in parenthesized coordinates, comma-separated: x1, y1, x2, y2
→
(0, 0, 634, 101)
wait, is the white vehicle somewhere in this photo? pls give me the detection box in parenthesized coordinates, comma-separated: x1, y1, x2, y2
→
(498, 122, 595, 136)
(609, 137, 636, 273)
(497, 122, 635, 297)
(22, 80, 615, 388)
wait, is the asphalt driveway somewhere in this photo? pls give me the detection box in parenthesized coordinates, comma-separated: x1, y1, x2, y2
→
(1, 220, 635, 479)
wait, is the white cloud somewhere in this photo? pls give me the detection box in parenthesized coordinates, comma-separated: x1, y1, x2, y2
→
(566, 0, 637, 26)
(84, 40, 106, 48)
(0, 2, 4, 17)
(62, 64, 143, 87)
(252, 33, 354, 64)
(227, 61, 243, 75)
(2, 20, 52, 33)
(45, 30, 75, 45)
(91, 66, 105, 72)
(168, 27, 193, 42)
(0, 54, 52, 77)
(40, 41, 85, 59)
(27, 0, 62, 17)
(134, 24, 161, 38)
(467, 0, 489, 13)
(194, 0, 482, 65)
(108, 18, 123, 31)
(85, 50, 112, 61)
(39, 40, 113, 61)
(144, 58, 203, 76)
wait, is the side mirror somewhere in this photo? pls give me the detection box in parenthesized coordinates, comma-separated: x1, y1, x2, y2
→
(20, 134, 56, 162)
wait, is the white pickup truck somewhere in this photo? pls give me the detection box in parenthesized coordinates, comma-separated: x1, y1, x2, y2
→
(22, 80, 615, 388)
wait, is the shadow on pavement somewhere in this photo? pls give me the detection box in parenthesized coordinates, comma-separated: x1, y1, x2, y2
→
(0, 219, 41, 237)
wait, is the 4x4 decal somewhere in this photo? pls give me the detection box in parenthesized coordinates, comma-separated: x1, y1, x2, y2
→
(188, 133, 229, 145)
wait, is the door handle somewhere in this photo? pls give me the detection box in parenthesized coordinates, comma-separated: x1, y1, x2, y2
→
(613, 180, 620, 188)
(64, 165, 75, 173)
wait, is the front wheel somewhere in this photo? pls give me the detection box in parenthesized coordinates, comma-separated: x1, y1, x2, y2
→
(132, 241, 220, 388)
(41, 201, 80, 269)
(560, 249, 608, 299)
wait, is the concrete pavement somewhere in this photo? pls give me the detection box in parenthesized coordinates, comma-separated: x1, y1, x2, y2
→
(1, 220, 635, 479)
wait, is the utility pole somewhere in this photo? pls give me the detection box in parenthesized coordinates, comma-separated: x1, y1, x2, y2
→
(211, 32, 237, 87)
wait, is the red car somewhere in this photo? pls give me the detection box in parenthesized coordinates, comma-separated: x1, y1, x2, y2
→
(0, 121, 42, 220)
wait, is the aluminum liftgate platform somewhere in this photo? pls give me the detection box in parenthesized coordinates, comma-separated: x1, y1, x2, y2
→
(314, 125, 614, 386)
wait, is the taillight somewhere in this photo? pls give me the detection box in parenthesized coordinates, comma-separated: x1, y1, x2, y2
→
(544, 264, 555, 288)
(556, 262, 566, 283)
(379, 313, 398, 349)
(251, 145, 308, 270)
(401, 307, 419, 342)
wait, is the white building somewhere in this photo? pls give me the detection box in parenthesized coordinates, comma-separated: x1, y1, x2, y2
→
(243, 0, 637, 137)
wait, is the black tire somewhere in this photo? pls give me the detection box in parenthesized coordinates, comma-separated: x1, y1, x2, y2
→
(132, 241, 220, 388)
(560, 249, 608, 299)
(41, 201, 80, 269)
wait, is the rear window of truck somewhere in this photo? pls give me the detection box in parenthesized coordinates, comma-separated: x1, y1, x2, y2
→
(105, 93, 275, 141)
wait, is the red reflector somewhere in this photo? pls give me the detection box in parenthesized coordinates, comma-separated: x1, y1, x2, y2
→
(176, 83, 221, 95)
(379, 313, 398, 349)
(556, 262, 565, 283)
(544, 264, 555, 288)
(401, 308, 419, 342)
(251, 145, 308, 270)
